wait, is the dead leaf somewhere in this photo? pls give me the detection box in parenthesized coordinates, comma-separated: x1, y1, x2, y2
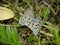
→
(0, 7, 14, 20)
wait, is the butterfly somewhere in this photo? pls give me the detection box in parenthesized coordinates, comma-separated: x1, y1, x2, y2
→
(19, 7, 42, 36)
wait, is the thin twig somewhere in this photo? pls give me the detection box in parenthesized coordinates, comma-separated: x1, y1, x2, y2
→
(40, 31, 53, 37)
(0, 24, 20, 27)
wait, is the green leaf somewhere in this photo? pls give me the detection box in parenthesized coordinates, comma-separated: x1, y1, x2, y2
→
(23, 0, 31, 4)
(5, 26, 12, 44)
(27, 35, 40, 45)
(27, 35, 34, 42)
(42, 39, 46, 45)
(41, 7, 50, 21)
(11, 27, 21, 45)
(0, 25, 8, 43)
(53, 28, 60, 45)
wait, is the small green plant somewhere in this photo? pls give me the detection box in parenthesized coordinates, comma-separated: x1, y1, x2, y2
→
(0, 24, 22, 45)
(43, 22, 60, 45)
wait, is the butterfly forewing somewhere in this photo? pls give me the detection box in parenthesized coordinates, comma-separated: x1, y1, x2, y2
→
(19, 8, 42, 36)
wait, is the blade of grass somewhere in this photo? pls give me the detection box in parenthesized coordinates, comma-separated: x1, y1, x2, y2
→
(11, 27, 22, 45)
(5, 26, 12, 44)
(40, 7, 50, 21)
(43, 22, 60, 45)
(0, 25, 8, 43)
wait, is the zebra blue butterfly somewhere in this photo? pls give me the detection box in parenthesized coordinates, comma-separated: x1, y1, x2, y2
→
(19, 7, 42, 36)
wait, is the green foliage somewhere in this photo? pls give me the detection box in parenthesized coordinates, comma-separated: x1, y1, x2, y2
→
(5, 26, 12, 44)
(43, 22, 60, 45)
(0, 25, 10, 44)
(23, 0, 31, 4)
(27, 34, 40, 45)
(0, 25, 22, 45)
(27, 35, 34, 42)
(42, 39, 47, 45)
(11, 27, 21, 45)
(40, 7, 50, 21)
